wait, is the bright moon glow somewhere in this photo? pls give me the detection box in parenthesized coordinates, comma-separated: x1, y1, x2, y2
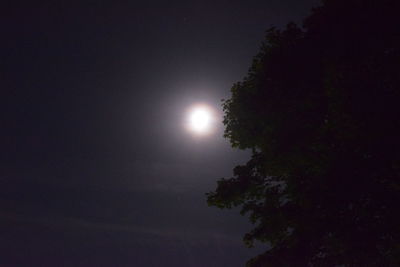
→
(186, 105, 214, 135)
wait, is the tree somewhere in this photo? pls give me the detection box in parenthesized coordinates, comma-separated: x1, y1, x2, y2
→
(207, 0, 400, 266)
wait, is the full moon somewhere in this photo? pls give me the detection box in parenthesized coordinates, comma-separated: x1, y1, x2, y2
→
(186, 104, 215, 135)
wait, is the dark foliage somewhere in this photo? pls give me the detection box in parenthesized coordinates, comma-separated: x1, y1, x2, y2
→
(207, 0, 400, 266)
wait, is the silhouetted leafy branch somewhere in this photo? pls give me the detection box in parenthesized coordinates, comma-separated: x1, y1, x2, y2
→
(208, 0, 400, 266)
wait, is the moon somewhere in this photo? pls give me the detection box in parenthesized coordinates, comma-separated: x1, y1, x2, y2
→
(186, 104, 215, 135)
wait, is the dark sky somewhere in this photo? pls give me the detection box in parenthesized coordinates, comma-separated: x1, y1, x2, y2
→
(1, 1, 319, 266)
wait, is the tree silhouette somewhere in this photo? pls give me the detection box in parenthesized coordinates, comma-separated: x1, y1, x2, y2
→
(208, 0, 400, 266)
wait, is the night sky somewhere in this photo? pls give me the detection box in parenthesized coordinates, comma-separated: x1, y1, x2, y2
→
(1, 1, 319, 266)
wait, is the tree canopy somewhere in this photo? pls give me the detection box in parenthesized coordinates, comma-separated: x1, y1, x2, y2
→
(207, 0, 400, 266)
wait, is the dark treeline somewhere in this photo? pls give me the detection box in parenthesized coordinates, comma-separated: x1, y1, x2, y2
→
(208, 0, 400, 266)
